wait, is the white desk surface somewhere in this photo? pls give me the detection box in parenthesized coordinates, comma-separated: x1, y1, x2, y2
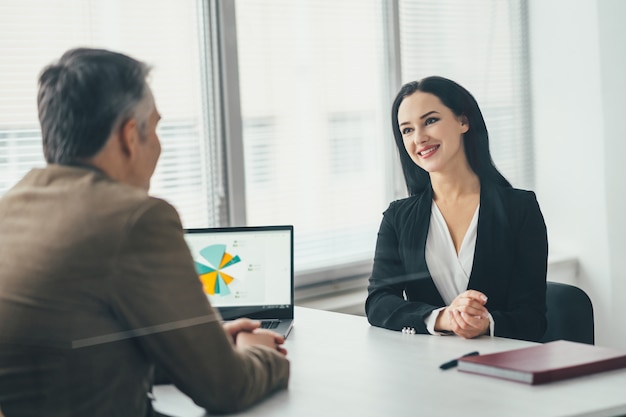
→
(153, 307, 626, 417)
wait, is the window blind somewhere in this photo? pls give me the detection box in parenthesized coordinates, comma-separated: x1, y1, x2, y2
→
(0, 0, 535, 286)
(0, 0, 224, 227)
(234, 0, 394, 281)
(398, 0, 534, 189)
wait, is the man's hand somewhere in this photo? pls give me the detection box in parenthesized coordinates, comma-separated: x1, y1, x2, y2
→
(236, 329, 288, 356)
(223, 318, 261, 342)
(223, 318, 287, 355)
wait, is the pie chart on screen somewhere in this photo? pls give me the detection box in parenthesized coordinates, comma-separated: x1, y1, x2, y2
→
(193, 244, 241, 296)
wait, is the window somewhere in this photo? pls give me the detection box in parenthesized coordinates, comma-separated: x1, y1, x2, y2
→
(1, 0, 533, 288)
(242, 117, 277, 187)
(328, 112, 373, 177)
(234, 0, 395, 284)
(0, 0, 225, 227)
(0, 129, 41, 193)
(398, 0, 533, 189)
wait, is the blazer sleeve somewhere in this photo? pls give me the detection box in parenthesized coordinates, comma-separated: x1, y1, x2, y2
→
(365, 201, 441, 333)
(110, 199, 289, 414)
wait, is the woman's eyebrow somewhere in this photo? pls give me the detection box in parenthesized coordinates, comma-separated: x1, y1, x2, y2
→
(399, 110, 440, 127)
(420, 110, 439, 120)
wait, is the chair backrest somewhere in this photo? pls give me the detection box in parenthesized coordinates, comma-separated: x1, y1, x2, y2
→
(540, 281, 594, 344)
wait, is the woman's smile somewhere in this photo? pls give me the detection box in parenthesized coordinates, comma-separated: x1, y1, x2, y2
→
(418, 144, 440, 158)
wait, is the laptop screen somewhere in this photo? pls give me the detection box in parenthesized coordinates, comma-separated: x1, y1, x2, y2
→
(184, 226, 294, 320)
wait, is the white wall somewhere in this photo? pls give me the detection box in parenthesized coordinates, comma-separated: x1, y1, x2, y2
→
(529, 0, 626, 348)
(598, 0, 626, 350)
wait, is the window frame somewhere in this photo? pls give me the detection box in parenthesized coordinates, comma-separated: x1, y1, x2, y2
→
(213, 0, 247, 226)
(215, 0, 533, 288)
(0, 0, 532, 289)
(215, 0, 407, 287)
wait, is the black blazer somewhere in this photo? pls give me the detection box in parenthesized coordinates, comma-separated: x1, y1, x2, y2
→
(365, 182, 548, 342)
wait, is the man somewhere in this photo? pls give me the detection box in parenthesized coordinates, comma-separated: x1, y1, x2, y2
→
(0, 48, 289, 416)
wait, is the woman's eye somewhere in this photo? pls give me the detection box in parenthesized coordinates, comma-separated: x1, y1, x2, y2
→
(401, 127, 413, 135)
(425, 117, 439, 126)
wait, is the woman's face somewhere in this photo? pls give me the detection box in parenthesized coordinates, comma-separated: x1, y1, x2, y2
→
(397, 91, 469, 175)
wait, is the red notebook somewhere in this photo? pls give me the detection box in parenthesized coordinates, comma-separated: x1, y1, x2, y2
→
(457, 340, 626, 385)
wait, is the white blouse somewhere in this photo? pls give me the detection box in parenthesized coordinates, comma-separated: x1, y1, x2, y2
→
(426, 201, 478, 304)
(424, 201, 494, 336)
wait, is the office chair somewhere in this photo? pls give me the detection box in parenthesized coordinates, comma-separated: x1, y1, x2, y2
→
(540, 281, 594, 345)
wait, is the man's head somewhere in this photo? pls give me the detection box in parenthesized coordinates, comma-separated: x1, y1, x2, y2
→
(37, 48, 161, 189)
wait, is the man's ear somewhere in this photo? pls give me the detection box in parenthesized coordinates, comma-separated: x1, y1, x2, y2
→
(118, 118, 139, 158)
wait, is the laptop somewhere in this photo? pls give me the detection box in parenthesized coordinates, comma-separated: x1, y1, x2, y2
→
(184, 225, 294, 338)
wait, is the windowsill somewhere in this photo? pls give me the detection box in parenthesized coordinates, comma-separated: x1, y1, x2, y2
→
(295, 274, 369, 316)
(296, 253, 580, 316)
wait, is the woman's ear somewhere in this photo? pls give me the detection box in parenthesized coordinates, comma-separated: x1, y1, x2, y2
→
(459, 115, 469, 133)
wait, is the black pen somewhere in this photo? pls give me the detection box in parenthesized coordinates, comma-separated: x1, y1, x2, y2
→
(439, 351, 480, 370)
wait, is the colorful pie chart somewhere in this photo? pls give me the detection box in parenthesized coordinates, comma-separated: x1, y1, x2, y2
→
(193, 244, 241, 296)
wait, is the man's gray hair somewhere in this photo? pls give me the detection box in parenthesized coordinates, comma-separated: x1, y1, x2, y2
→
(37, 48, 152, 164)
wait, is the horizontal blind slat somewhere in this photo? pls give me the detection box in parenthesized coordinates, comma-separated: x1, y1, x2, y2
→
(0, 0, 222, 227)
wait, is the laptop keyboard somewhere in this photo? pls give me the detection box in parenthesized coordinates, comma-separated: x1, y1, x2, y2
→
(260, 320, 280, 329)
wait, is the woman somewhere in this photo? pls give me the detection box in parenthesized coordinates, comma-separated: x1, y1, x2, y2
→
(365, 76, 547, 341)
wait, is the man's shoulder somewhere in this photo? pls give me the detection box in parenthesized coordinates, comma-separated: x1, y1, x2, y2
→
(8, 165, 177, 229)
(77, 170, 178, 228)
(45, 164, 166, 207)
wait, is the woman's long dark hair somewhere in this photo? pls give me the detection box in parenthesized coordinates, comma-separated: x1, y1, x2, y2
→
(391, 76, 511, 196)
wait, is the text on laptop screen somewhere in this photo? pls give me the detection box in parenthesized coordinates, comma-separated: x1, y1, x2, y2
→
(184, 228, 292, 309)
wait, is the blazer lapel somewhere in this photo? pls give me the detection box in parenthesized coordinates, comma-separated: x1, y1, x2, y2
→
(468, 184, 513, 301)
(404, 184, 445, 306)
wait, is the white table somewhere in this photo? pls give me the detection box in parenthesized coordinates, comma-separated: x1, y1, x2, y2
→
(153, 307, 626, 417)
